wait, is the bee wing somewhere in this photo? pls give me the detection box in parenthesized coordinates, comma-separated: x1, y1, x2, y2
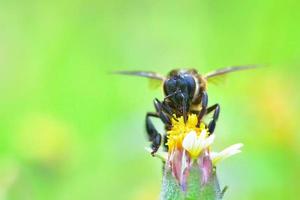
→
(112, 70, 165, 89)
(206, 75, 227, 86)
(112, 70, 165, 80)
(204, 65, 257, 81)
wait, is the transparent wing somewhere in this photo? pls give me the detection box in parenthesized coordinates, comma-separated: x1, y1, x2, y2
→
(148, 79, 163, 90)
(112, 70, 165, 90)
(112, 70, 165, 81)
(204, 65, 257, 80)
(206, 75, 227, 86)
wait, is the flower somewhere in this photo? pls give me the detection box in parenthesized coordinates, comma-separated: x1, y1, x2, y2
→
(149, 114, 243, 196)
(164, 114, 242, 165)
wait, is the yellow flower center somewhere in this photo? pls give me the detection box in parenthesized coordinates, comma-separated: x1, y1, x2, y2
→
(166, 114, 207, 152)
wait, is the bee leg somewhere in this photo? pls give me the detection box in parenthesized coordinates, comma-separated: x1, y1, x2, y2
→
(181, 94, 188, 123)
(162, 100, 178, 121)
(153, 99, 173, 152)
(163, 133, 169, 152)
(206, 103, 219, 115)
(207, 104, 220, 135)
(162, 101, 174, 117)
(154, 98, 173, 115)
(153, 99, 172, 128)
(146, 112, 162, 155)
(198, 91, 208, 125)
(153, 98, 162, 112)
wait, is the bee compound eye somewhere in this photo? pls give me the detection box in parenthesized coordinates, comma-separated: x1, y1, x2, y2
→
(165, 78, 177, 93)
(186, 77, 196, 91)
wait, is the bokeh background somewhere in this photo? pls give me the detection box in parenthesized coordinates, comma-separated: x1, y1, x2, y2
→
(0, 0, 299, 199)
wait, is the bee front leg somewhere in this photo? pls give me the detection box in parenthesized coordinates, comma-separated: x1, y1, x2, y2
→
(153, 98, 172, 127)
(146, 112, 162, 155)
(198, 91, 208, 125)
(153, 99, 173, 152)
(206, 104, 220, 135)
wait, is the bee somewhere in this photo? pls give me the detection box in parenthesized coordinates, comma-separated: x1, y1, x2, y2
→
(115, 66, 255, 154)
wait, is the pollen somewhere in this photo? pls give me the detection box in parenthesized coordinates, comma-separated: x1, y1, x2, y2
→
(166, 114, 207, 152)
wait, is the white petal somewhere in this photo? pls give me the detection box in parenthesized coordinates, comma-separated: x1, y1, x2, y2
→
(194, 135, 203, 148)
(221, 143, 243, 155)
(199, 129, 207, 141)
(211, 143, 243, 165)
(210, 152, 219, 161)
(182, 131, 197, 151)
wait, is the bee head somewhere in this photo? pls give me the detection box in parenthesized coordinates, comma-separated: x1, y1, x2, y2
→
(163, 74, 196, 109)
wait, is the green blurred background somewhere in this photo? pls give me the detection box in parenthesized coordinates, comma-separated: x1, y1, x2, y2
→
(0, 0, 299, 199)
